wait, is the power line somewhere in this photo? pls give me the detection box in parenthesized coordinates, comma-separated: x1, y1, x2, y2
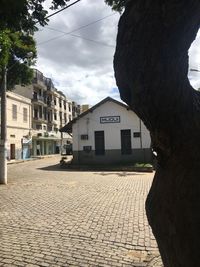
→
(47, 13, 116, 34)
(37, 13, 117, 47)
(39, 29, 115, 48)
(35, 0, 82, 24)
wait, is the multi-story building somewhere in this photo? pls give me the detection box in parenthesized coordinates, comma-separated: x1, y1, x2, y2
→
(14, 69, 73, 156)
(72, 101, 81, 119)
(0, 91, 32, 160)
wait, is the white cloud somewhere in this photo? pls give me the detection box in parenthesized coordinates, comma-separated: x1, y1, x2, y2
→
(34, 0, 200, 106)
(34, 0, 120, 105)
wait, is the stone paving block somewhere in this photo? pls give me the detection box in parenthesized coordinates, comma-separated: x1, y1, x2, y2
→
(0, 157, 163, 267)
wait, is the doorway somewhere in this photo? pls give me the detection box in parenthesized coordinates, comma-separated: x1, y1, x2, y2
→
(10, 144, 16, 159)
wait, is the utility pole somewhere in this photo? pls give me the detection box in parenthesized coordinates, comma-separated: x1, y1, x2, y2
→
(0, 66, 7, 184)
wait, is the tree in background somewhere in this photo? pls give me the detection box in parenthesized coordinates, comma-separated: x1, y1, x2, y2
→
(105, 0, 200, 266)
(0, 0, 71, 89)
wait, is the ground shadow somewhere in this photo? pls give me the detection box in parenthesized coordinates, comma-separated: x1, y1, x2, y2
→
(37, 164, 148, 176)
(93, 172, 145, 177)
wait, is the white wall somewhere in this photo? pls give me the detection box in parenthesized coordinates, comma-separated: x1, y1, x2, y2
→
(72, 100, 151, 151)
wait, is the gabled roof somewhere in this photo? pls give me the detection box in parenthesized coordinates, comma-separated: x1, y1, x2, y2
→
(59, 96, 130, 133)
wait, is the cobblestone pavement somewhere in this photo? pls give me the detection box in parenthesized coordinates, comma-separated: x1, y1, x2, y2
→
(0, 157, 163, 267)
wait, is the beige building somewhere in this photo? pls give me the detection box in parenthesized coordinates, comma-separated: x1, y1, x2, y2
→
(14, 69, 73, 156)
(0, 92, 32, 160)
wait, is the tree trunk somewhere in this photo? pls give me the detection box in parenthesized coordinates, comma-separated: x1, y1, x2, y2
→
(114, 1, 200, 266)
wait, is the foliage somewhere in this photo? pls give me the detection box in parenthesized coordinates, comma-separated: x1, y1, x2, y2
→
(0, 0, 70, 33)
(0, 0, 70, 89)
(0, 30, 36, 89)
(104, 0, 127, 12)
(133, 163, 153, 168)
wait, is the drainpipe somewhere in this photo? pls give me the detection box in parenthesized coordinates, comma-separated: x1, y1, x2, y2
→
(139, 118, 145, 162)
(77, 120, 80, 165)
(139, 118, 142, 149)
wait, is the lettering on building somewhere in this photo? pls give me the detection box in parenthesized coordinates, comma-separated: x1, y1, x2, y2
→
(100, 116, 120, 124)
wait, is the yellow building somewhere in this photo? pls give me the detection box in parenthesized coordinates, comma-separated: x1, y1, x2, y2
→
(0, 92, 32, 160)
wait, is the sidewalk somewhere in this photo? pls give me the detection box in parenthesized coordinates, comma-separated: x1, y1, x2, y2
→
(7, 154, 61, 165)
(2, 157, 163, 266)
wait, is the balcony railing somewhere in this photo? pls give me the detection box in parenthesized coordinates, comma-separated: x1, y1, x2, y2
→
(33, 95, 44, 102)
(47, 101, 55, 108)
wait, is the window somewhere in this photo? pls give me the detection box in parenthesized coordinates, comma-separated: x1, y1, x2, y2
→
(36, 124, 42, 130)
(44, 108, 47, 120)
(83, 146, 92, 153)
(54, 113, 57, 120)
(12, 104, 17, 120)
(47, 126, 52, 132)
(133, 132, 141, 138)
(81, 134, 88, 140)
(64, 101, 66, 110)
(59, 112, 62, 121)
(39, 106, 42, 118)
(95, 131, 105, 155)
(33, 91, 38, 100)
(64, 114, 67, 123)
(121, 129, 132, 155)
(23, 108, 28, 122)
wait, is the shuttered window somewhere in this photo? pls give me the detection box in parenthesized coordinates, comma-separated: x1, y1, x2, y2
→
(23, 108, 28, 122)
(12, 104, 17, 120)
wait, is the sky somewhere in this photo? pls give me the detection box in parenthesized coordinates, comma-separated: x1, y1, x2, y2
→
(34, 0, 200, 106)
(35, 0, 120, 106)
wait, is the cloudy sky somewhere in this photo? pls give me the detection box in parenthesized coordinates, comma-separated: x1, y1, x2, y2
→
(34, 0, 120, 106)
(34, 0, 200, 106)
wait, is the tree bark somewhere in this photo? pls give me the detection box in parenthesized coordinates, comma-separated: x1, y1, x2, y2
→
(114, 1, 200, 266)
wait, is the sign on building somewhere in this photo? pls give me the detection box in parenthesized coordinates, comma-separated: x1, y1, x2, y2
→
(100, 116, 120, 124)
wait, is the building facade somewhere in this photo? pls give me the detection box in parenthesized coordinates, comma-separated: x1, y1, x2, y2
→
(0, 92, 32, 160)
(61, 97, 152, 165)
(14, 69, 73, 156)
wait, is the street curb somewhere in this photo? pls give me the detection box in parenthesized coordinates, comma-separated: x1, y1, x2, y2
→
(7, 154, 61, 165)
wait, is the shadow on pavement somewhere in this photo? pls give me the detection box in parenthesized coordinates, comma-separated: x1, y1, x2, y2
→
(38, 164, 146, 176)
(93, 172, 145, 177)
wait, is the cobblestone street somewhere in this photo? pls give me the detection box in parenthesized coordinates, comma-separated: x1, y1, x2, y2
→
(0, 157, 163, 266)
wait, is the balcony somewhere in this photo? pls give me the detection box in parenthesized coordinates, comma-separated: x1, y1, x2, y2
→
(33, 94, 45, 104)
(33, 116, 47, 123)
(47, 101, 55, 109)
(46, 78, 57, 94)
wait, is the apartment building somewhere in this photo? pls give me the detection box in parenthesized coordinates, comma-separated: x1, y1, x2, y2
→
(14, 69, 73, 156)
(72, 101, 81, 119)
(0, 92, 32, 160)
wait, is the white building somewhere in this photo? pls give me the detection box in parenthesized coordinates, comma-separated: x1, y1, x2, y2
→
(61, 97, 152, 164)
(13, 69, 73, 156)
